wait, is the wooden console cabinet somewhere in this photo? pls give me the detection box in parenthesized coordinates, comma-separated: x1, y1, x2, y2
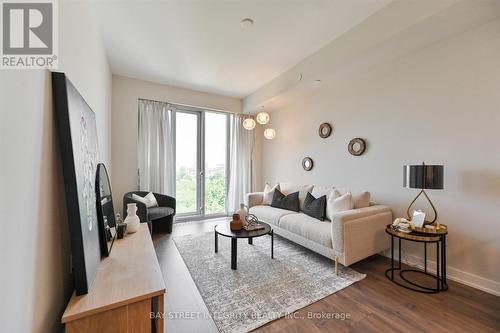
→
(62, 224, 165, 332)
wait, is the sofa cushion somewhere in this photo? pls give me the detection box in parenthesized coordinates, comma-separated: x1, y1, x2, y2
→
(271, 190, 300, 212)
(303, 192, 326, 221)
(263, 183, 280, 205)
(148, 207, 174, 220)
(334, 188, 371, 209)
(249, 205, 297, 226)
(326, 193, 352, 221)
(311, 186, 334, 199)
(280, 183, 314, 211)
(279, 213, 333, 248)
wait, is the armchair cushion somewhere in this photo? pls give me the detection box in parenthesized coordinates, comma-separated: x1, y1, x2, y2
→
(148, 207, 174, 220)
(132, 192, 158, 208)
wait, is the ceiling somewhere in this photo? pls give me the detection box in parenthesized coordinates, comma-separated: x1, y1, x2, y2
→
(92, 0, 392, 98)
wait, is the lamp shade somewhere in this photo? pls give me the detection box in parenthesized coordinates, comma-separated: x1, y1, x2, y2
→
(403, 164, 444, 189)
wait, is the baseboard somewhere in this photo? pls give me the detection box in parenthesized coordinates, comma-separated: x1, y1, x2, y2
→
(381, 250, 500, 297)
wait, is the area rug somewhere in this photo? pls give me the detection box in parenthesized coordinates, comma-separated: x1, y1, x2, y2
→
(173, 231, 365, 333)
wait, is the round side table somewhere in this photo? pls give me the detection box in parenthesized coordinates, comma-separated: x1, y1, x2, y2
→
(385, 224, 448, 293)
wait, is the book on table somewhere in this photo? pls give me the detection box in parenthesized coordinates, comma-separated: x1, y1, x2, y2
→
(243, 224, 265, 231)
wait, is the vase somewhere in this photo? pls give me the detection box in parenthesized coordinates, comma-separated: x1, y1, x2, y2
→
(124, 203, 140, 233)
(230, 213, 243, 231)
(235, 203, 249, 226)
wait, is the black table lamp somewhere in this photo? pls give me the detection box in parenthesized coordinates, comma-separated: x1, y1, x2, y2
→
(403, 162, 444, 225)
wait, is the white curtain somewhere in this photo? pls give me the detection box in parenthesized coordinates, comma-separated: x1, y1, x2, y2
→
(137, 99, 175, 196)
(227, 114, 255, 212)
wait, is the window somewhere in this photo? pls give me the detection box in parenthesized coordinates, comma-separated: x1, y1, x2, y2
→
(172, 105, 229, 219)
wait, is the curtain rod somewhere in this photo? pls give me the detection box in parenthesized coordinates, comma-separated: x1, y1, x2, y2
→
(137, 97, 241, 115)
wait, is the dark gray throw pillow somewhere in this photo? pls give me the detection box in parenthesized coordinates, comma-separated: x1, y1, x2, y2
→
(271, 190, 300, 212)
(303, 192, 326, 221)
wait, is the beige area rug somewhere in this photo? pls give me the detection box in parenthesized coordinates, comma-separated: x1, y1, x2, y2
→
(174, 231, 365, 333)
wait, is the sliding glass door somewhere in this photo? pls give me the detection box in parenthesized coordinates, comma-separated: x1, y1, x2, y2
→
(173, 106, 228, 219)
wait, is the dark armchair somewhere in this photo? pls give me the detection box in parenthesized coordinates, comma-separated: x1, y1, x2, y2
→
(123, 191, 176, 233)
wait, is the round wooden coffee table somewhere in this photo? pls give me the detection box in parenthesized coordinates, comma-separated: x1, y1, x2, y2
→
(214, 222, 273, 270)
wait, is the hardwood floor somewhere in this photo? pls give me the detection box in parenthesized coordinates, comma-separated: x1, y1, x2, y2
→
(153, 219, 500, 333)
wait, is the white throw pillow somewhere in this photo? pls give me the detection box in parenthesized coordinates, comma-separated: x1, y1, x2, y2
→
(311, 186, 334, 199)
(144, 192, 159, 208)
(132, 192, 158, 208)
(280, 183, 314, 211)
(263, 183, 280, 205)
(334, 189, 370, 209)
(326, 192, 352, 221)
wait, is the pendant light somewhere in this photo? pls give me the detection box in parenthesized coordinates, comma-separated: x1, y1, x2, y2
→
(264, 128, 276, 140)
(242, 117, 256, 130)
(256, 106, 270, 125)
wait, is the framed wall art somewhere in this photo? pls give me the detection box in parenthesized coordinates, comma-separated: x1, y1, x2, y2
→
(52, 72, 101, 295)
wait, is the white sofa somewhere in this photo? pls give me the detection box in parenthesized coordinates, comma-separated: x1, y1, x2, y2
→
(245, 184, 392, 268)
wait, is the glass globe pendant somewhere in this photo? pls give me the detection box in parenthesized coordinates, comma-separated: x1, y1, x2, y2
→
(256, 111, 270, 125)
(242, 117, 256, 130)
(264, 128, 276, 140)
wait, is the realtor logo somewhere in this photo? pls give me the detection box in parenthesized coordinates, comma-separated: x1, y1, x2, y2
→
(1, 0, 58, 69)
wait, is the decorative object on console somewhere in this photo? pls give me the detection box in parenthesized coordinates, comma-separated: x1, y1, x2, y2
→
(403, 162, 444, 225)
(230, 213, 243, 231)
(302, 157, 314, 171)
(124, 203, 140, 233)
(391, 217, 412, 233)
(411, 210, 426, 228)
(271, 189, 300, 212)
(95, 163, 116, 257)
(116, 222, 127, 239)
(264, 128, 276, 140)
(318, 122, 332, 138)
(348, 138, 366, 156)
(52, 72, 101, 295)
(303, 192, 326, 221)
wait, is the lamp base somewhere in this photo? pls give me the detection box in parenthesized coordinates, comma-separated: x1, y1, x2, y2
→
(407, 189, 438, 225)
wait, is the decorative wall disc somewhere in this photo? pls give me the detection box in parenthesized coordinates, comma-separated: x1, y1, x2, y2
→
(318, 123, 332, 138)
(348, 138, 366, 156)
(302, 157, 314, 171)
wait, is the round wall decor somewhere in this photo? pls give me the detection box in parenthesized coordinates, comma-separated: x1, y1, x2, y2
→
(302, 157, 314, 171)
(348, 138, 366, 156)
(318, 123, 332, 138)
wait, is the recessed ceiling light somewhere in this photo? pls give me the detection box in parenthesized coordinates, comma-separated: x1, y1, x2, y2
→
(240, 18, 254, 29)
(297, 73, 303, 81)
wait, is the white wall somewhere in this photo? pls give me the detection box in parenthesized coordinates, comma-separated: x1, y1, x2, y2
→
(251, 18, 500, 295)
(111, 75, 242, 203)
(0, 2, 112, 332)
